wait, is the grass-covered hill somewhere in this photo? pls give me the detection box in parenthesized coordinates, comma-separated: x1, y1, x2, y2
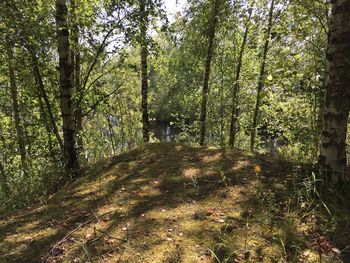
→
(0, 143, 348, 262)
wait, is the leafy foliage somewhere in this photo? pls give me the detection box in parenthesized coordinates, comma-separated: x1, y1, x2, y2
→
(0, 0, 330, 207)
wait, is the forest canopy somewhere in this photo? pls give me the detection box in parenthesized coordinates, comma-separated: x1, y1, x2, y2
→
(0, 0, 348, 206)
(1, 0, 350, 262)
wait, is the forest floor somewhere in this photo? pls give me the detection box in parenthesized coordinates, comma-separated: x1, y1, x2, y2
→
(0, 143, 348, 263)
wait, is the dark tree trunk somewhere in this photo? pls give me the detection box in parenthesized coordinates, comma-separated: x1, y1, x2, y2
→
(318, 0, 350, 185)
(117, 100, 126, 151)
(0, 161, 10, 198)
(250, 0, 274, 151)
(37, 91, 56, 160)
(139, 0, 150, 143)
(219, 48, 225, 147)
(71, 0, 84, 157)
(74, 56, 84, 157)
(31, 54, 64, 152)
(199, 0, 221, 146)
(56, 0, 79, 176)
(107, 116, 117, 155)
(229, 8, 252, 148)
(7, 47, 28, 176)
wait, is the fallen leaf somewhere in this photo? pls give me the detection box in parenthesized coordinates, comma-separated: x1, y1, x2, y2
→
(206, 208, 214, 216)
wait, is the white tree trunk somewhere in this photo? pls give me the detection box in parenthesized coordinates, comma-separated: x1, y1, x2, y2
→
(319, 0, 350, 184)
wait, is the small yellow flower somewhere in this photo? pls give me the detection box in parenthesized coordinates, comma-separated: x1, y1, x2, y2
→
(255, 165, 261, 175)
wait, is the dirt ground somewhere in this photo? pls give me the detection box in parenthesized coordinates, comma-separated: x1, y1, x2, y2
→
(0, 143, 344, 262)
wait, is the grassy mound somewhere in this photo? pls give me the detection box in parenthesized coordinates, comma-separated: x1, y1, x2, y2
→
(0, 143, 347, 262)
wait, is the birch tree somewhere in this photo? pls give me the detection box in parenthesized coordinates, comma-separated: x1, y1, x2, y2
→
(318, 0, 350, 185)
(56, 0, 79, 176)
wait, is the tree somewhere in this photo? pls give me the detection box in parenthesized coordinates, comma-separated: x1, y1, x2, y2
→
(139, 0, 150, 143)
(199, 0, 222, 146)
(7, 46, 28, 176)
(0, 0, 339, 206)
(0, 162, 9, 198)
(29, 49, 64, 152)
(71, 0, 84, 156)
(318, 0, 350, 185)
(55, 0, 79, 176)
(229, 6, 252, 148)
(250, 0, 275, 151)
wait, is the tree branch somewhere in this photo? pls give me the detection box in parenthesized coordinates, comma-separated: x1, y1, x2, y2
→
(82, 85, 123, 118)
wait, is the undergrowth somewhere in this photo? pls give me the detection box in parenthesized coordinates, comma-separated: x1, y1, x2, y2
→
(211, 169, 350, 263)
(1, 143, 349, 262)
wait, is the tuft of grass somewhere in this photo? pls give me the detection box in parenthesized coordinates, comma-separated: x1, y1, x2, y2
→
(0, 143, 348, 262)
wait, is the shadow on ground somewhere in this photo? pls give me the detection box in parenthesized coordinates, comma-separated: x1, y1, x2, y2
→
(0, 143, 347, 263)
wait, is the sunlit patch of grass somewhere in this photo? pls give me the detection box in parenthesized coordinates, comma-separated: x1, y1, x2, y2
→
(175, 145, 183, 151)
(13, 220, 41, 233)
(183, 167, 200, 178)
(201, 152, 223, 163)
(211, 167, 347, 263)
(232, 159, 250, 171)
(1, 226, 59, 258)
(0, 143, 347, 263)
